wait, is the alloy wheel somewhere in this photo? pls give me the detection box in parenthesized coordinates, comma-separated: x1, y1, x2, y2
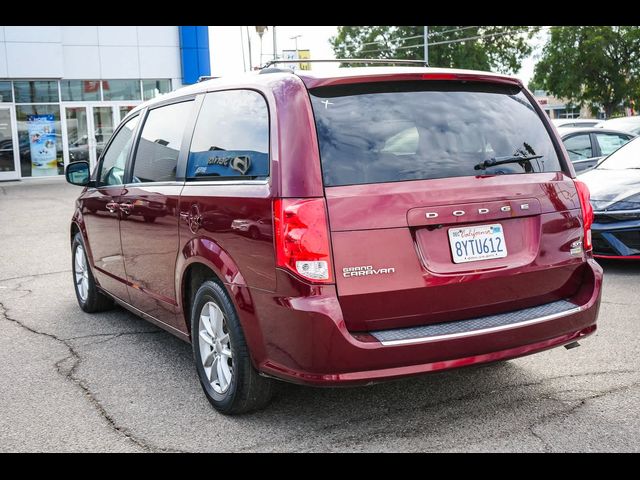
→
(198, 301, 233, 394)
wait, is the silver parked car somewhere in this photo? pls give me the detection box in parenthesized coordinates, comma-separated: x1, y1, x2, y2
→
(558, 127, 636, 172)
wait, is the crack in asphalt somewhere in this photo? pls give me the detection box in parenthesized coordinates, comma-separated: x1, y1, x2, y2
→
(601, 300, 640, 307)
(0, 269, 71, 283)
(528, 381, 640, 452)
(64, 330, 161, 342)
(0, 299, 184, 453)
(236, 368, 638, 452)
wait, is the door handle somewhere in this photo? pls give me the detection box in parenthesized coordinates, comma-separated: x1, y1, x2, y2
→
(119, 202, 132, 215)
(106, 201, 119, 213)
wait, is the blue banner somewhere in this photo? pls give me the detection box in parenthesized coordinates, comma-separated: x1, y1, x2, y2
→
(27, 114, 57, 176)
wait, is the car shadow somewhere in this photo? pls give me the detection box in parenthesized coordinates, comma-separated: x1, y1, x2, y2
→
(99, 304, 532, 420)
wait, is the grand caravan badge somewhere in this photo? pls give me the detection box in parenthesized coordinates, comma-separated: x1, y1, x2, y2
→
(343, 265, 396, 278)
(207, 155, 252, 175)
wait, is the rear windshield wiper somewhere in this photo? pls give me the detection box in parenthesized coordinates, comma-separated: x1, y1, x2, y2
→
(474, 155, 543, 171)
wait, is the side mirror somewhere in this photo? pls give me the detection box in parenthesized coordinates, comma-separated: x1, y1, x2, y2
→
(65, 161, 91, 187)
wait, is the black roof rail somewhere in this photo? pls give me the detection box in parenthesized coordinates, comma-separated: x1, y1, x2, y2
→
(260, 58, 429, 69)
(197, 76, 220, 82)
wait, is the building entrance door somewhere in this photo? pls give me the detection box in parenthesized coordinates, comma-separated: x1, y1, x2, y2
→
(62, 104, 137, 172)
(0, 106, 20, 181)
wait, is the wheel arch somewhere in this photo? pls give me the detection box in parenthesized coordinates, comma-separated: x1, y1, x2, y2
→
(177, 238, 267, 366)
(70, 215, 97, 278)
(70, 221, 80, 244)
(179, 260, 267, 369)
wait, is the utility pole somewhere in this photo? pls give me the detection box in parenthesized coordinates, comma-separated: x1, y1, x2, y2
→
(424, 26, 429, 66)
(246, 26, 253, 70)
(272, 26, 277, 60)
(240, 26, 247, 72)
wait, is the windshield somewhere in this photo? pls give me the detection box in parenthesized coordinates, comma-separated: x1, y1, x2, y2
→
(309, 81, 562, 187)
(597, 137, 640, 170)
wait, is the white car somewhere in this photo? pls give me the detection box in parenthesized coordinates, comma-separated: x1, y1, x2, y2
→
(551, 118, 601, 128)
(596, 116, 640, 135)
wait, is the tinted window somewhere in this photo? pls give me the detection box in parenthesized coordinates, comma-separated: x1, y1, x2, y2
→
(102, 80, 141, 101)
(0, 82, 13, 102)
(564, 134, 593, 161)
(598, 137, 640, 170)
(14, 81, 59, 103)
(187, 90, 269, 180)
(595, 132, 631, 156)
(60, 80, 101, 101)
(309, 81, 562, 187)
(98, 116, 139, 186)
(131, 101, 193, 183)
(142, 80, 172, 100)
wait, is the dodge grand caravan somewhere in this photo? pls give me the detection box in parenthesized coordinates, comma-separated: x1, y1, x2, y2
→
(65, 67, 602, 414)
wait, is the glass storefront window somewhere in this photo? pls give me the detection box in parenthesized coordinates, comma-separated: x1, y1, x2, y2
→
(119, 105, 136, 120)
(102, 80, 141, 101)
(142, 79, 172, 101)
(0, 108, 17, 173)
(65, 107, 91, 165)
(61, 80, 101, 102)
(14, 81, 59, 103)
(0, 82, 13, 103)
(16, 105, 63, 177)
(93, 107, 115, 158)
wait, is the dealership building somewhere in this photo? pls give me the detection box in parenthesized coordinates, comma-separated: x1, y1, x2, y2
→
(0, 26, 210, 181)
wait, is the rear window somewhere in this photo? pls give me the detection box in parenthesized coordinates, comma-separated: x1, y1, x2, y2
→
(309, 81, 562, 187)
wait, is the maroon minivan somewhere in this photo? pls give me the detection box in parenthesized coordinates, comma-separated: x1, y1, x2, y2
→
(65, 67, 602, 414)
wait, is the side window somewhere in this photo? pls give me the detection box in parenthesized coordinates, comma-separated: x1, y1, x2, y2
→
(98, 115, 139, 186)
(595, 133, 631, 156)
(131, 101, 193, 183)
(563, 134, 593, 161)
(187, 90, 269, 179)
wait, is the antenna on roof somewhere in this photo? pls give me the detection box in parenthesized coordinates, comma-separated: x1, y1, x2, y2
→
(260, 58, 429, 69)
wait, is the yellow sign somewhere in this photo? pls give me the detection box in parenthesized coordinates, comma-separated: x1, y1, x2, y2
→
(298, 50, 311, 70)
(282, 50, 311, 70)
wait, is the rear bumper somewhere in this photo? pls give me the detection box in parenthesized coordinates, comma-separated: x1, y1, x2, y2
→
(246, 259, 602, 386)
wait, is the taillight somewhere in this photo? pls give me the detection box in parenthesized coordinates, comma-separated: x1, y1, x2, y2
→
(574, 180, 594, 251)
(273, 198, 334, 283)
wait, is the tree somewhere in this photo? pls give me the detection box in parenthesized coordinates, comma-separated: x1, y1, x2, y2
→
(532, 26, 640, 118)
(330, 26, 538, 74)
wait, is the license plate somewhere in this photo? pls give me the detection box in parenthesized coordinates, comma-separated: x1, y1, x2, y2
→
(448, 224, 508, 264)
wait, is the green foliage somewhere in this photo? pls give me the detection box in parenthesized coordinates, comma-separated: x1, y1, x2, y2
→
(330, 26, 538, 74)
(532, 26, 640, 118)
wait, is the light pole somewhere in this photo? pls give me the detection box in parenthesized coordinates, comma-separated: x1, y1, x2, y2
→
(256, 26, 268, 66)
(290, 34, 301, 59)
(424, 26, 429, 65)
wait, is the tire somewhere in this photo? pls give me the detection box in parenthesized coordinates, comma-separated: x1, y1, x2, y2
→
(191, 280, 273, 414)
(248, 226, 260, 240)
(71, 232, 114, 313)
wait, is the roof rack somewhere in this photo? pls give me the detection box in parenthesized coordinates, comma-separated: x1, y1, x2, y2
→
(197, 76, 220, 82)
(260, 58, 429, 69)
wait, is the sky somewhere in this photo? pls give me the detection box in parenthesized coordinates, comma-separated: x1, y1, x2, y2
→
(208, 26, 544, 85)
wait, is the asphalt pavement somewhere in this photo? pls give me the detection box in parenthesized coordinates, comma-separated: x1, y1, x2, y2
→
(0, 179, 638, 452)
